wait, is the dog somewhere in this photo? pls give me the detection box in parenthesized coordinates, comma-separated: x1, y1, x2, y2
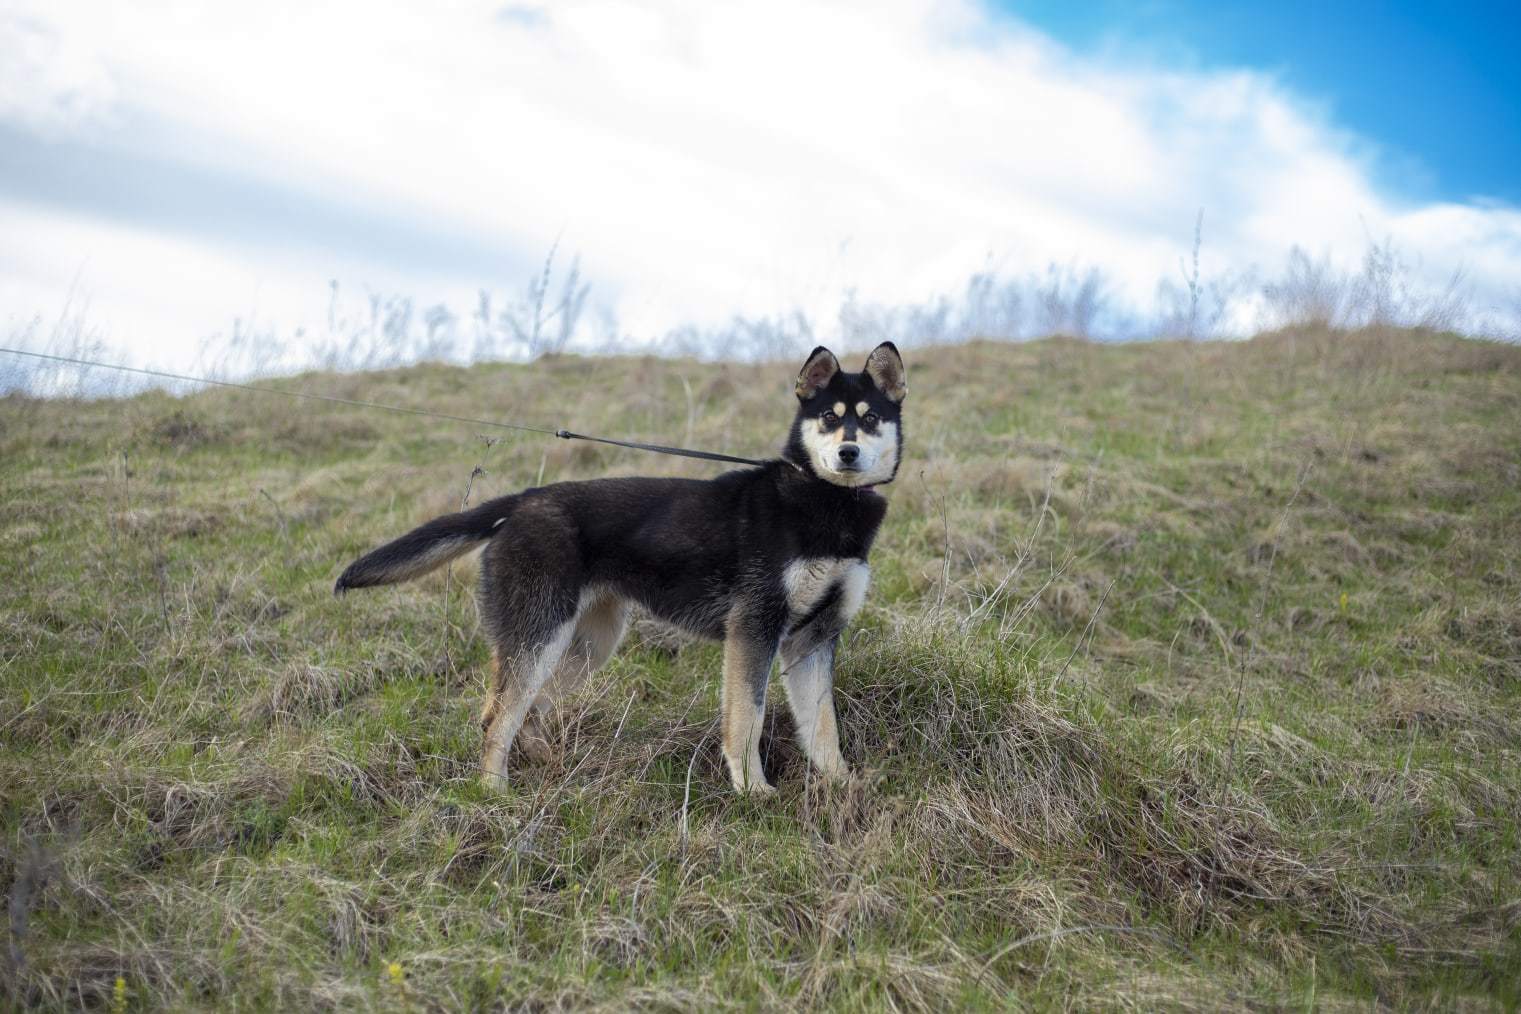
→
(335, 342, 906, 793)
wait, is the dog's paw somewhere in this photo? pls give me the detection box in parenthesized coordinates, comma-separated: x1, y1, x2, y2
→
(815, 758, 852, 784)
(513, 714, 555, 766)
(730, 772, 777, 796)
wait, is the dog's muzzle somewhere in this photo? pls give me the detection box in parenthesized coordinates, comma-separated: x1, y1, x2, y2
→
(837, 443, 861, 468)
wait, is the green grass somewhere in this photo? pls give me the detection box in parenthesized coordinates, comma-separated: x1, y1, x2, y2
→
(3, 327, 1520, 1010)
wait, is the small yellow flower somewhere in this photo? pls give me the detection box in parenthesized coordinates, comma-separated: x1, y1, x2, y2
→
(387, 962, 405, 986)
(1339, 591, 1349, 613)
(111, 977, 128, 1014)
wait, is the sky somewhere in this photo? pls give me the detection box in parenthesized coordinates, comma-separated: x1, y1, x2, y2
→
(1, 0, 1518, 369)
(1007, 0, 1521, 205)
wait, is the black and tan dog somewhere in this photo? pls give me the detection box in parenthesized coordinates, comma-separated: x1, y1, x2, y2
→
(336, 343, 906, 792)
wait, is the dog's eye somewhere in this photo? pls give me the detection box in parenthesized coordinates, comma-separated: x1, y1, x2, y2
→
(822, 411, 839, 425)
(862, 412, 879, 426)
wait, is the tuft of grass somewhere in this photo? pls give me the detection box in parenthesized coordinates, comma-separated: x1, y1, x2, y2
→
(3, 326, 1520, 1009)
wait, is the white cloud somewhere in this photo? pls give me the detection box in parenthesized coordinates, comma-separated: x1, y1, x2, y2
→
(1, 0, 1517, 364)
(0, 10, 117, 133)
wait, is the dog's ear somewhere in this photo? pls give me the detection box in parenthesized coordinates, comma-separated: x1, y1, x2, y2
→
(795, 346, 840, 400)
(863, 342, 906, 402)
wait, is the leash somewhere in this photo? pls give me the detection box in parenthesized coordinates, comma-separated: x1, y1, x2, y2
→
(0, 346, 779, 468)
(553, 430, 771, 467)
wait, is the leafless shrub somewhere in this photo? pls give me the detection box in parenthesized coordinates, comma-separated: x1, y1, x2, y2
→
(301, 245, 593, 372)
(1032, 262, 1108, 338)
(191, 316, 290, 383)
(663, 309, 816, 361)
(1155, 271, 1253, 341)
(838, 261, 1115, 348)
(5, 231, 1513, 402)
(958, 268, 1026, 340)
(486, 241, 592, 359)
(1259, 238, 1475, 333)
(310, 286, 426, 371)
(1261, 246, 1349, 329)
(1356, 237, 1470, 331)
(420, 303, 459, 361)
(840, 286, 952, 347)
(1, 294, 123, 398)
(1153, 211, 1256, 341)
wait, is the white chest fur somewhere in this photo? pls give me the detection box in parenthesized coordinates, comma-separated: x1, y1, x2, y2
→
(782, 557, 870, 621)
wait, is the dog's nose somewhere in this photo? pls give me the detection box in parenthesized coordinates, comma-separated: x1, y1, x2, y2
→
(838, 443, 860, 465)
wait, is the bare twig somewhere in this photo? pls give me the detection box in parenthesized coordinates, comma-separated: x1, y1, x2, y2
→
(259, 488, 289, 542)
(1053, 578, 1115, 685)
(679, 729, 712, 854)
(919, 468, 952, 621)
(1224, 460, 1312, 789)
(442, 437, 499, 676)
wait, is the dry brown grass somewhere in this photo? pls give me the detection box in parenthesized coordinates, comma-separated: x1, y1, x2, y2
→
(3, 326, 1520, 1009)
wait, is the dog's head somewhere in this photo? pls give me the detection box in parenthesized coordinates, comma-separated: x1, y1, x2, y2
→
(786, 342, 906, 488)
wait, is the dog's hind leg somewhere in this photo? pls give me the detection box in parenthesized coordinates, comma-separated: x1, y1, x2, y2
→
(480, 621, 577, 788)
(517, 593, 629, 763)
(720, 604, 784, 794)
(780, 634, 849, 783)
(475, 501, 585, 787)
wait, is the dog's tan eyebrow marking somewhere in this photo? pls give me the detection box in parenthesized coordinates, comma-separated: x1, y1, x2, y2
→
(856, 401, 870, 416)
(832, 401, 846, 417)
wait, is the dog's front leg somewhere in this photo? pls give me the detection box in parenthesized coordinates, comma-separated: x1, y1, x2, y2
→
(720, 608, 782, 794)
(781, 633, 850, 783)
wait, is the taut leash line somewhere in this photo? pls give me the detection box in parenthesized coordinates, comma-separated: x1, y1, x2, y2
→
(0, 346, 779, 468)
(554, 430, 773, 467)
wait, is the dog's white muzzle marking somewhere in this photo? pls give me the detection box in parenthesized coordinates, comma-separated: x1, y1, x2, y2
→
(802, 419, 898, 487)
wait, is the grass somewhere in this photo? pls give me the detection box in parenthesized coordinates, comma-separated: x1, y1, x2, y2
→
(3, 326, 1519, 1010)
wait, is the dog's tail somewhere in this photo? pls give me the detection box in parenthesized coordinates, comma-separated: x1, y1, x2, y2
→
(335, 494, 517, 594)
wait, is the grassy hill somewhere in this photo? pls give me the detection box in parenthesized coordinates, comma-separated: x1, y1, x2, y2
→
(3, 328, 1519, 1010)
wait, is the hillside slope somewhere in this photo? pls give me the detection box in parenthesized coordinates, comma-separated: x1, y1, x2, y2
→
(3, 328, 1520, 1009)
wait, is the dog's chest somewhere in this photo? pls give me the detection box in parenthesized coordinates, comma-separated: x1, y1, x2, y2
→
(781, 556, 870, 620)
